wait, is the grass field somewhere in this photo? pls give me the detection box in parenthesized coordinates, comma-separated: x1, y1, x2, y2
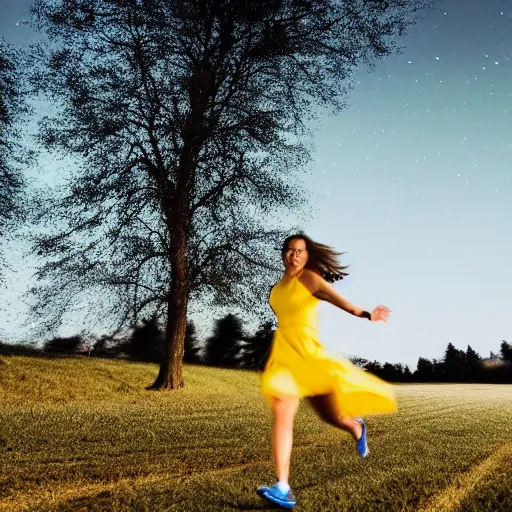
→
(0, 355, 511, 512)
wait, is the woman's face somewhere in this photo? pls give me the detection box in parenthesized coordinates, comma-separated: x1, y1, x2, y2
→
(284, 238, 308, 271)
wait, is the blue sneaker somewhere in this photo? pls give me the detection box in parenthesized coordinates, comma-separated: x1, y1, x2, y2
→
(355, 417, 369, 458)
(256, 483, 296, 509)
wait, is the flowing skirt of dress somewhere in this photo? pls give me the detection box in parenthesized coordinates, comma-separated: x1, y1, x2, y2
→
(261, 325, 397, 418)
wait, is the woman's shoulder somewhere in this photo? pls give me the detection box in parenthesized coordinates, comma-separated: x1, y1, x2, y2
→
(301, 268, 322, 279)
(299, 268, 324, 287)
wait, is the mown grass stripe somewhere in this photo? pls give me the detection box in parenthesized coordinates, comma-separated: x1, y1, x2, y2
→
(419, 443, 512, 512)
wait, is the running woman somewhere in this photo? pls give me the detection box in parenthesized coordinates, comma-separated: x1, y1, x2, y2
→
(257, 234, 397, 509)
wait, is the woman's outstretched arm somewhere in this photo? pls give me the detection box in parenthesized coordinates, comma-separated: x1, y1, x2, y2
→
(300, 269, 390, 322)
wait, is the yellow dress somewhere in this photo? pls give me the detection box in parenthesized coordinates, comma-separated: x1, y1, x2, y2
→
(261, 275, 397, 418)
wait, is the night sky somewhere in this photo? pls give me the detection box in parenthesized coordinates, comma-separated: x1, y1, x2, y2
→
(1, 0, 511, 369)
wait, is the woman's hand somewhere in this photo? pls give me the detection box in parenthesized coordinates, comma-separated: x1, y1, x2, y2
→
(371, 305, 391, 322)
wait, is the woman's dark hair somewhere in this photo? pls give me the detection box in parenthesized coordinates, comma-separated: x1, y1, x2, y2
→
(281, 233, 349, 283)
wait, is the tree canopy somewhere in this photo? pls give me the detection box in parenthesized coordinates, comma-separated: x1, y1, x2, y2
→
(0, 39, 27, 282)
(27, 0, 428, 388)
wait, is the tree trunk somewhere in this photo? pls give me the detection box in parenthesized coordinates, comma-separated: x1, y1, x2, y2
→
(147, 220, 189, 390)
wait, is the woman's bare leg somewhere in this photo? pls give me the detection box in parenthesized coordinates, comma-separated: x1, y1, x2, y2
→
(271, 395, 300, 484)
(307, 393, 363, 440)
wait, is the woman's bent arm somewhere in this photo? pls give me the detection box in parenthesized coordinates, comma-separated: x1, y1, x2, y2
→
(300, 269, 368, 318)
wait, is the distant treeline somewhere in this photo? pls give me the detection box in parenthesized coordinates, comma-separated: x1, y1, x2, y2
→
(0, 314, 273, 371)
(1, 314, 511, 383)
(351, 341, 512, 384)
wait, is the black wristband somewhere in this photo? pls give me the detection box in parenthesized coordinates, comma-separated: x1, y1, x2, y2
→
(361, 311, 372, 321)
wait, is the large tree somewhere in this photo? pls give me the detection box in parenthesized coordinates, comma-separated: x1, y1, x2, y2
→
(28, 0, 428, 389)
